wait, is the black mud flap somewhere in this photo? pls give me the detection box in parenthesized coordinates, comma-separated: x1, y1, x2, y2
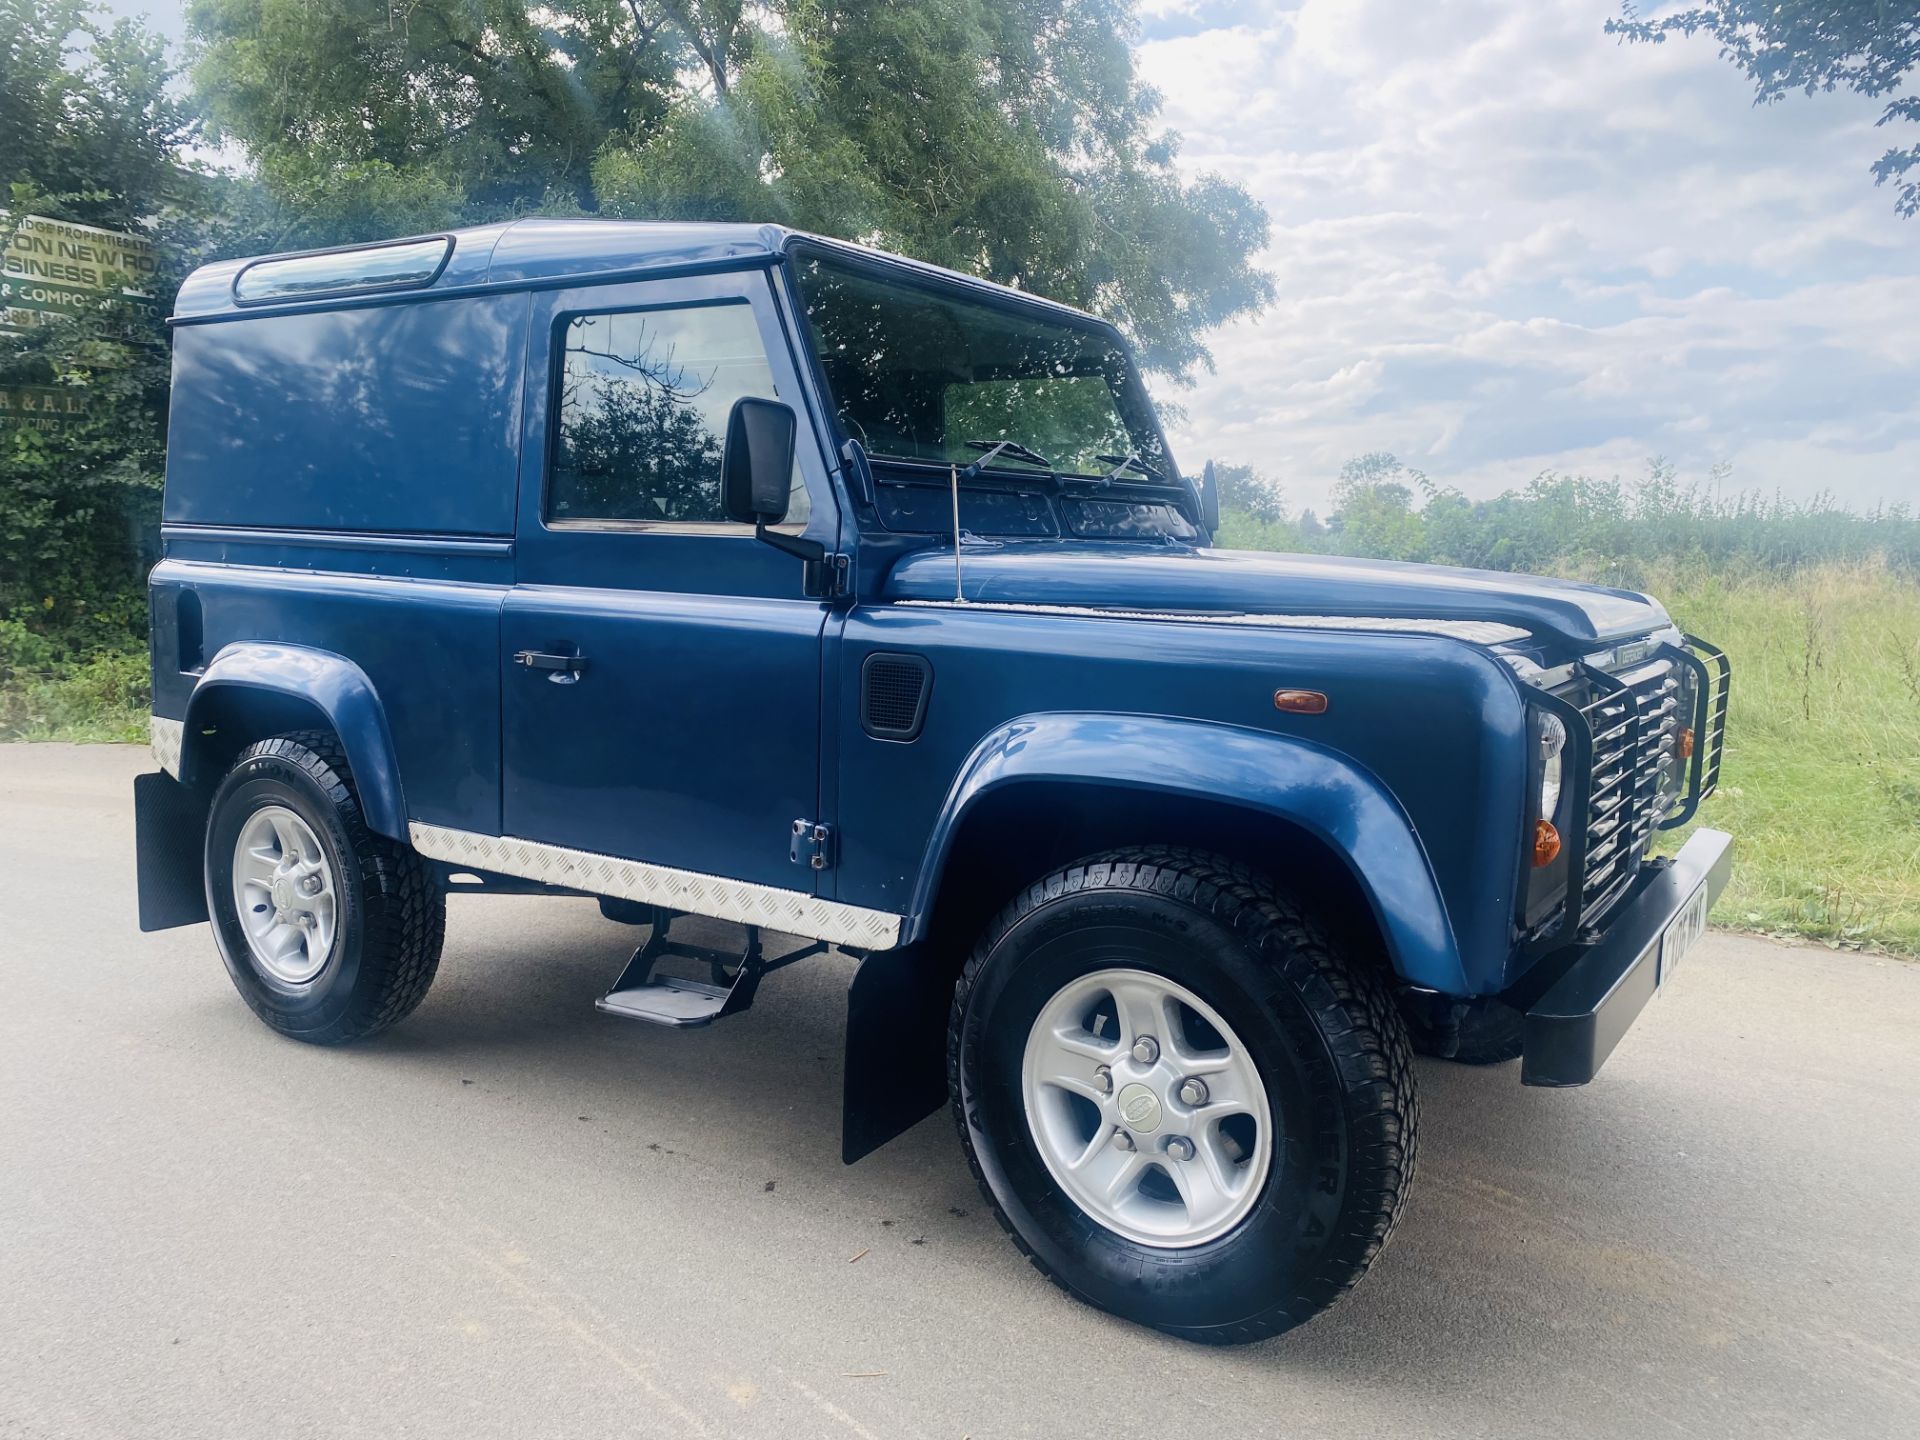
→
(135, 770, 210, 931)
(842, 943, 952, 1163)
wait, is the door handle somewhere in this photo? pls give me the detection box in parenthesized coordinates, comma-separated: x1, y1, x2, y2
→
(514, 649, 588, 684)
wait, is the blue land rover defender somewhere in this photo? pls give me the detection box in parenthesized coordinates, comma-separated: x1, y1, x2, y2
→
(136, 221, 1731, 1343)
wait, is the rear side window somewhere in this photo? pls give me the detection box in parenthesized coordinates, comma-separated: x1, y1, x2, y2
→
(548, 301, 808, 527)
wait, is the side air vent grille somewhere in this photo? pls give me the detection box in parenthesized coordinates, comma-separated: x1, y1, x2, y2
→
(861, 653, 932, 741)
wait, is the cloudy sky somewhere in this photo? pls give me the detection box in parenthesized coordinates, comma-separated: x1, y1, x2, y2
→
(1135, 0, 1919, 511)
(109, 0, 1919, 511)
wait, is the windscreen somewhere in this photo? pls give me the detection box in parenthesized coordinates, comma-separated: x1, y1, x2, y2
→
(790, 250, 1170, 479)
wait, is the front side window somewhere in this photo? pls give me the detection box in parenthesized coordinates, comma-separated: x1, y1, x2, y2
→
(549, 301, 808, 526)
(790, 250, 1167, 479)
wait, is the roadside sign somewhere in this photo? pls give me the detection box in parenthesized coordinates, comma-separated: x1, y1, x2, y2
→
(1, 212, 160, 427)
(1, 212, 159, 337)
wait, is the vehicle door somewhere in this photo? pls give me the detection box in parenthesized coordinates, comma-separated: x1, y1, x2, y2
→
(502, 267, 839, 890)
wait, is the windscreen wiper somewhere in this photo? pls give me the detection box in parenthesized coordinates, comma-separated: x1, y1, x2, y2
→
(1096, 452, 1168, 485)
(961, 439, 1054, 478)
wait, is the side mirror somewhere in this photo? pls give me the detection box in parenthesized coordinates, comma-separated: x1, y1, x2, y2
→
(1200, 459, 1222, 534)
(722, 397, 798, 525)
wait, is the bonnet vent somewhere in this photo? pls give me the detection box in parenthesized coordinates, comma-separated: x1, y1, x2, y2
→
(861, 653, 932, 740)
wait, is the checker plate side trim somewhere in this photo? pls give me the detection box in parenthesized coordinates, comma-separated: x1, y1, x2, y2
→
(408, 822, 904, 950)
(150, 716, 185, 778)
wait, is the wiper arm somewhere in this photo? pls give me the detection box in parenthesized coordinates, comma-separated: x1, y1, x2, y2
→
(1096, 452, 1167, 485)
(961, 439, 1054, 479)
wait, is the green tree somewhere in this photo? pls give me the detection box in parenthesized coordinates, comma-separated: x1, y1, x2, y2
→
(1608, 2, 1920, 215)
(1327, 453, 1429, 562)
(1211, 460, 1287, 524)
(186, 0, 1272, 378)
(0, 0, 211, 654)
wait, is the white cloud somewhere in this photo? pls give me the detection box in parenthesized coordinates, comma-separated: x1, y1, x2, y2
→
(1140, 0, 1920, 512)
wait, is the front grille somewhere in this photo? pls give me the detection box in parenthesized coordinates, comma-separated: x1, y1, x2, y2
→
(1576, 659, 1685, 924)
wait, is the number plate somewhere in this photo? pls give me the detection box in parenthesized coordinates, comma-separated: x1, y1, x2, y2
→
(1659, 885, 1709, 988)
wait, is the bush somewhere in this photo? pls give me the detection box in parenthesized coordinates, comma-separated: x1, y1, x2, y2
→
(0, 614, 148, 739)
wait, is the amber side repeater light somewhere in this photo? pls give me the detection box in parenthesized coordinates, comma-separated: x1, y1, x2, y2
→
(1677, 725, 1696, 759)
(1532, 819, 1562, 868)
(1274, 689, 1329, 714)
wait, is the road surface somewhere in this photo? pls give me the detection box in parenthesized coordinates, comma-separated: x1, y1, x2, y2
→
(3, 744, 1916, 1439)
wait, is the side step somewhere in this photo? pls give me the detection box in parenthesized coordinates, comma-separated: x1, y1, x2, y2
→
(596, 915, 826, 1028)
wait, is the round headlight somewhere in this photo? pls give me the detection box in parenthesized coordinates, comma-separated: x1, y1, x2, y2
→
(1538, 712, 1567, 819)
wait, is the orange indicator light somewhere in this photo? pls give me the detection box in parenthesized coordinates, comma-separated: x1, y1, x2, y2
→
(1677, 726, 1695, 760)
(1532, 819, 1562, 868)
(1273, 689, 1329, 715)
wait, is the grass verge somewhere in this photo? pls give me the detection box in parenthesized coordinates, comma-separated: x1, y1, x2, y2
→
(0, 645, 150, 743)
(1648, 561, 1920, 955)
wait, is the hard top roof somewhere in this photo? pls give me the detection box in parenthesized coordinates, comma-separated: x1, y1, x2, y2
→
(170, 219, 1106, 328)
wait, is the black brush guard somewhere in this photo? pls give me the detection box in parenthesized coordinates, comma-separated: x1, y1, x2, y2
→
(1509, 634, 1734, 1085)
(1528, 634, 1731, 946)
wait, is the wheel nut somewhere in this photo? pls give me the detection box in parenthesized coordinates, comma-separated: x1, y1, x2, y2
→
(1111, 1128, 1136, 1152)
(1166, 1135, 1196, 1162)
(300, 874, 322, 896)
(1178, 1077, 1208, 1107)
(1131, 1035, 1160, 1065)
(1093, 1065, 1113, 1095)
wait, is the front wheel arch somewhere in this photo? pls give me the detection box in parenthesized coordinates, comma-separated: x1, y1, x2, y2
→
(905, 715, 1468, 994)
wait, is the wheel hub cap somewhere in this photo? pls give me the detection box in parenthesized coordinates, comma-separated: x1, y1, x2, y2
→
(1020, 967, 1274, 1249)
(231, 805, 338, 985)
(1116, 1083, 1162, 1134)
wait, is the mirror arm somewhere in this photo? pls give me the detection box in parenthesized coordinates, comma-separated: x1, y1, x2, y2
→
(754, 518, 827, 565)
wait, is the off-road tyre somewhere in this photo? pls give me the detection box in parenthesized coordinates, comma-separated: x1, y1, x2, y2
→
(1409, 997, 1527, 1065)
(948, 846, 1417, 1344)
(205, 731, 444, 1045)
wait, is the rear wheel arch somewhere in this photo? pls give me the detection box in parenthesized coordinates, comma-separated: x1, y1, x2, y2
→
(178, 646, 406, 841)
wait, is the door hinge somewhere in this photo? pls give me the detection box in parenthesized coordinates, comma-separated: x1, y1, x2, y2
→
(790, 819, 834, 871)
(805, 553, 852, 601)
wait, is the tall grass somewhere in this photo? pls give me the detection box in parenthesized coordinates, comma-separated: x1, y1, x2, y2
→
(0, 629, 149, 742)
(1649, 562, 1920, 953)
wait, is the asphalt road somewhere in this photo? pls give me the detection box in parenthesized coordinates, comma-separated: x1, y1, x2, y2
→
(3, 743, 1918, 1440)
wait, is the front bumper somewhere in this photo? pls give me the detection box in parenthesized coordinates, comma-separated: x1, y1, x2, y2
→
(1514, 828, 1734, 1087)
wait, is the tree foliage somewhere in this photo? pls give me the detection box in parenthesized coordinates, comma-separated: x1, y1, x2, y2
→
(0, 0, 201, 657)
(1608, 1, 1920, 216)
(1210, 460, 1286, 525)
(186, 0, 1272, 376)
